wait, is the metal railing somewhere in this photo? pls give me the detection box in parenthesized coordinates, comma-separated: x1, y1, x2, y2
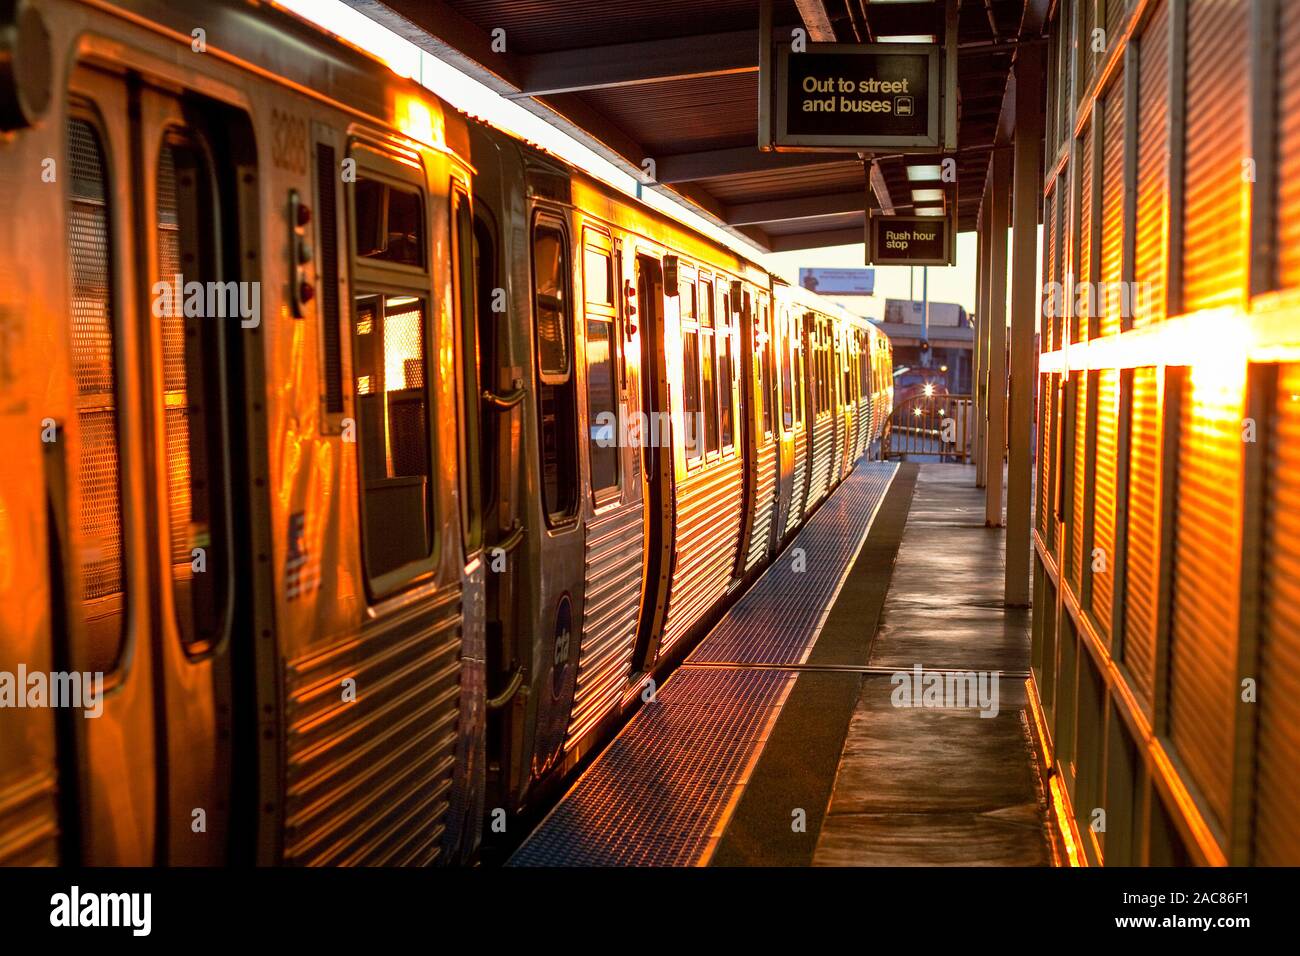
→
(882, 393, 973, 463)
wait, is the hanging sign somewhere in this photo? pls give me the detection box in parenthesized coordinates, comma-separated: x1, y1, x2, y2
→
(868, 214, 954, 267)
(773, 42, 942, 150)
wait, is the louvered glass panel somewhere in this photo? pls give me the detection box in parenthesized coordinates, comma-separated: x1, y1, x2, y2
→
(1133, 0, 1169, 327)
(1092, 368, 1120, 635)
(1099, 79, 1125, 336)
(1256, 364, 1300, 863)
(1077, 120, 1094, 341)
(1168, 366, 1244, 837)
(1122, 367, 1160, 710)
(1275, 0, 1300, 286)
(1181, 0, 1247, 312)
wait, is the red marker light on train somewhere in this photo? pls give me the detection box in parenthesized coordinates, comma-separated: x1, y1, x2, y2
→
(297, 203, 312, 227)
(299, 281, 315, 303)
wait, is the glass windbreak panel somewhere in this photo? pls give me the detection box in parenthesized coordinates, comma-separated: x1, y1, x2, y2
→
(352, 293, 433, 581)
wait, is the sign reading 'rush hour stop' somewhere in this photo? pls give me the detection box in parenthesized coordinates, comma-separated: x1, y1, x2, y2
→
(868, 215, 954, 267)
(774, 43, 941, 150)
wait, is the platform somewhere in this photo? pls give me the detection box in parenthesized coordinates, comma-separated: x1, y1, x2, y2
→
(509, 462, 1056, 867)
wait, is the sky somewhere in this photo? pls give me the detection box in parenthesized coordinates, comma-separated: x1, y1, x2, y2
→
(274, 0, 1027, 324)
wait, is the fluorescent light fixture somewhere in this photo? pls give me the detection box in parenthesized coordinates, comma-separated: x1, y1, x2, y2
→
(916, 208, 945, 216)
(911, 189, 944, 202)
(877, 34, 937, 43)
(907, 165, 942, 181)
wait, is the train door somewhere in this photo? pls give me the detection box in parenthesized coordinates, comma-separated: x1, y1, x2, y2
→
(447, 182, 487, 861)
(53, 68, 255, 864)
(632, 253, 672, 673)
(136, 85, 256, 865)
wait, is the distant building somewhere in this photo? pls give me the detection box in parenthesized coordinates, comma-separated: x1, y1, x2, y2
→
(876, 298, 973, 396)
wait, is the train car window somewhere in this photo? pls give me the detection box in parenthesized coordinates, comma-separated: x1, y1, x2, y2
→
(157, 131, 231, 653)
(66, 113, 126, 674)
(719, 289, 735, 450)
(352, 293, 435, 580)
(452, 184, 482, 553)
(780, 308, 794, 430)
(682, 278, 701, 460)
(584, 236, 619, 496)
(584, 246, 612, 305)
(532, 217, 579, 523)
(354, 176, 424, 266)
(700, 278, 720, 455)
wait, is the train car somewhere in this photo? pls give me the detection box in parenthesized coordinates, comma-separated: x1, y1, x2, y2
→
(0, 0, 486, 866)
(0, 0, 893, 864)
(467, 120, 894, 812)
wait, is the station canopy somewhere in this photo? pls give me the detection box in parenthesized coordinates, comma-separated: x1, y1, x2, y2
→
(346, 0, 1043, 253)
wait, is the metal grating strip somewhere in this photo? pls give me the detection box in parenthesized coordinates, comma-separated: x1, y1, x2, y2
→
(688, 461, 896, 665)
(510, 461, 895, 866)
(509, 667, 793, 867)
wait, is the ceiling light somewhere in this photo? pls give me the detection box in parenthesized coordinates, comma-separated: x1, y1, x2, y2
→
(907, 165, 942, 181)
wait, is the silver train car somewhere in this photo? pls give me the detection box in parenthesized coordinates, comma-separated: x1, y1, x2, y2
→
(0, 0, 892, 866)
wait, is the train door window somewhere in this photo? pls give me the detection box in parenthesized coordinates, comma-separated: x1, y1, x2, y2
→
(354, 177, 424, 266)
(681, 276, 701, 461)
(842, 331, 853, 405)
(451, 182, 482, 553)
(473, 210, 499, 519)
(859, 335, 870, 396)
(583, 232, 619, 498)
(67, 112, 126, 674)
(157, 129, 232, 652)
(780, 308, 794, 430)
(811, 322, 820, 415)
(794, 314, 805, 427)
(759, 298, 774, 437)
(348, 147, 435, 592)
(718, 286, 735, 451)
(699, 277, 719, 455)
(532, 215, 579, 523)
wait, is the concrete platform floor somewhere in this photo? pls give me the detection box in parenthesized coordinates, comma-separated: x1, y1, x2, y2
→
(812, 464, 1055, 866)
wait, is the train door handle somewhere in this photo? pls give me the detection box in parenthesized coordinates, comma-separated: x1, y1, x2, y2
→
(483, 387, 525, 410)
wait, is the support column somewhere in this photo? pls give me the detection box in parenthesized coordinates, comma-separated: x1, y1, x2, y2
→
(1006, 42, 1045, 606)
(974, 196, 989, 487)
(986, 148, 1010, 527)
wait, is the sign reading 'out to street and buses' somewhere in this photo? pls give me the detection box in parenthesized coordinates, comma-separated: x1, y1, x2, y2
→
(868, 215, 954, 267)
(775, 43, 941, 150)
